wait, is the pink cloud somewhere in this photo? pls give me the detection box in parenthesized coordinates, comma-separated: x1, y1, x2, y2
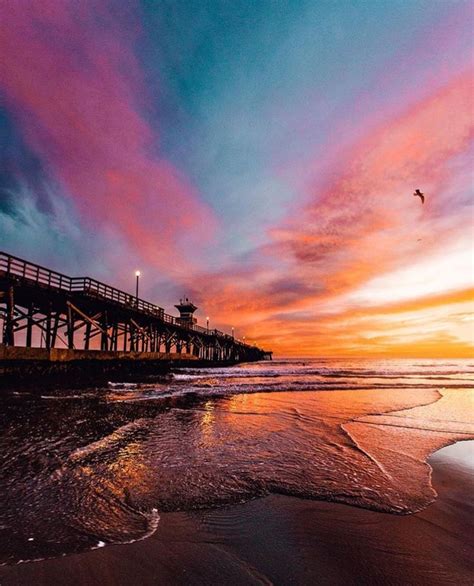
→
(0, 1, 216, 276)
(191, 70, 474, 355)
(276, 69, 474, 289)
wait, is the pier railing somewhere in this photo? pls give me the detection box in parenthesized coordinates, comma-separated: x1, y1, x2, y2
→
(0, 252, 234, 341)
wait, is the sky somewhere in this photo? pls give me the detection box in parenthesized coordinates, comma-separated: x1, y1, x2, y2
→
(0, 0, 473, 357)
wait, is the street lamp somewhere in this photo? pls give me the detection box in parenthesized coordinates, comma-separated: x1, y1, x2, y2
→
(231, 327, 234, 339)
(135, 270, 141, 299)
(206, 316, 210, 333)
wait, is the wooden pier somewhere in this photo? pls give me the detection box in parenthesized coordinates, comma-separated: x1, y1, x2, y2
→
(0, 251, 271, 380)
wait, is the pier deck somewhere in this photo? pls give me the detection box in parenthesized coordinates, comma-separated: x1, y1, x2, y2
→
(0, 252, 270, 376)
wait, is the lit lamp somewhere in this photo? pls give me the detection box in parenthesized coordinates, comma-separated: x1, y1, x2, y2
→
(135, 270, 141, 298)
(206, 316, 210, 333)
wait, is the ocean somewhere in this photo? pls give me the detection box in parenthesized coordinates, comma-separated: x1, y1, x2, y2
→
(0, 357, 473, 567)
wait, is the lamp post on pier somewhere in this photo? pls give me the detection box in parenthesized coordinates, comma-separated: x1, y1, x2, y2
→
(135, 270, 141, 299)
(231, 327, 234, 339)
(206, 316, 210, 333)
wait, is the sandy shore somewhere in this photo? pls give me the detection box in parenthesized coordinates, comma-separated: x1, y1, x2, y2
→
(0, 440, 472, 585)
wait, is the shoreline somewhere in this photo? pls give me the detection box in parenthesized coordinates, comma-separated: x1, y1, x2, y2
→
(1, 440, 472, 585)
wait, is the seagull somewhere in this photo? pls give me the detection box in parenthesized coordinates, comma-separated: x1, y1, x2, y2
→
(413, 189, 425, 204)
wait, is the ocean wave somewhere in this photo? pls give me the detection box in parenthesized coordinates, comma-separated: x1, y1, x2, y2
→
(171, 368, 474, 381)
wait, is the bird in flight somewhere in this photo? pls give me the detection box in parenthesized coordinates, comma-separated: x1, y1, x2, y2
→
(413, 189, 425, 204)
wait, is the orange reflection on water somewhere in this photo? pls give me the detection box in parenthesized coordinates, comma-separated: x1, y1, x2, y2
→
(199, 401, 217, 447)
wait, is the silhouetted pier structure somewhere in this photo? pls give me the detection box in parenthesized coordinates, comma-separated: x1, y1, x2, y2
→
(0, 252, 271, 373)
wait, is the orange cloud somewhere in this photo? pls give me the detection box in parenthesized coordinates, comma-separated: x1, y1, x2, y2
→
(194, 71, 474, 357)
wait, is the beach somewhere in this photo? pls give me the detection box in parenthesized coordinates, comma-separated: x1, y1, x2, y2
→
(0, 441, 472, 585)
(0, 359, 472, 585)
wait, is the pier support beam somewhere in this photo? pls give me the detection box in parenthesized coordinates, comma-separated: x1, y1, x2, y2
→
(3, 285, 15, 346)
(26, 303, 34, 347)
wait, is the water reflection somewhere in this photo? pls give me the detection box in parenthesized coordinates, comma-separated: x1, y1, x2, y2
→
(0, 360, 473, 565)
(199, 401, 216, 447)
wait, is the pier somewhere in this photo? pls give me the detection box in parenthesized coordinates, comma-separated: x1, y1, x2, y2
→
(0, 251, 271, 381)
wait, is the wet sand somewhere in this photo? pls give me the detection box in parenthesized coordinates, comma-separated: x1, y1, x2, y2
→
(1, 441, 472, 586)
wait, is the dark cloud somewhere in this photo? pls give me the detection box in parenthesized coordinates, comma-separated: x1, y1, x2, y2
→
(0, 107, 53, 214)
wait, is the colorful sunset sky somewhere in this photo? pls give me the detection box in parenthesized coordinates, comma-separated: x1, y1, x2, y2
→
(0, 1, 473, 357)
